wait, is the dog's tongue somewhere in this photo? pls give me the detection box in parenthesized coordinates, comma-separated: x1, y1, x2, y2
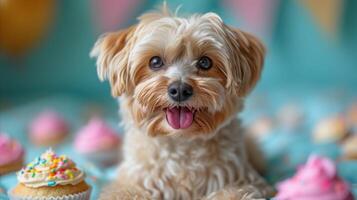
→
(166, 107, 193, 129)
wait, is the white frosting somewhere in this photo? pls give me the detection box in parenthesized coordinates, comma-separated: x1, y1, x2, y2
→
(18, 170, 85, 188)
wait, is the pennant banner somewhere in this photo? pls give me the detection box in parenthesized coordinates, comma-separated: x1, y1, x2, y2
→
(300, 0, 343, 37)
(224, 0, 279, 36)
(93, 0, 140, 32)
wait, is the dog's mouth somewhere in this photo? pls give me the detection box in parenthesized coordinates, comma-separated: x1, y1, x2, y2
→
(165, 107, 195, 129)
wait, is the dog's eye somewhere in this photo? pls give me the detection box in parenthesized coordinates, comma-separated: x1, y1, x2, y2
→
(149, 56, 164, 70)
(197, 56, 212, 70)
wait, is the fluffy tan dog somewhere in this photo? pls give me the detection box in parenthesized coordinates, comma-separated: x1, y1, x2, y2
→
(91, 5, 275, 200)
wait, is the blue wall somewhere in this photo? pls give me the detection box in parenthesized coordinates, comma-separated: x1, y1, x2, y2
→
(1, 0, 356, 101)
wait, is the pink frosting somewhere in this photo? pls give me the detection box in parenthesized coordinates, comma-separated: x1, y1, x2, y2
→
(276, 155, 354, 200)
(0, 134, 24, 165)
(29, 110, 69, 139)
(74, 118, 120, 154)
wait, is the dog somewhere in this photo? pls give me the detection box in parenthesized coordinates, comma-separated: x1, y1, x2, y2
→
(91, 5, 275, 200)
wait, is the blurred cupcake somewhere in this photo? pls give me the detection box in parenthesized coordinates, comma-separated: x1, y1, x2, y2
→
(341, 135, 357, 160)
(313, 115, 350, 144)
(9, 149, 91, 200)
(0, 133, 24, 175)
(248, 116, 274, 140)
(277, 103, 304, 131)
(276, 155, 354, 200)
(29, 110, 69, 146)
(0, 186, 5, 199)
(74, 118, 121, 166)
(347, 103, 357, 132)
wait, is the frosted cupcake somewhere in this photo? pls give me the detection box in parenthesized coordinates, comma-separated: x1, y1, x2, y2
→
(0, 186, 5, 200)
(74, 118, 121, 166)
(313, 116, 349, 144)
(276, 155, 354, 200)
(277, 103, 304, 131)
(347, 103, 357, 132)
(0, 134, 24, 175)
(341, 135, 357, 160)
(9, 149, 91, 200)
(29, 111, 69, 146)
(248, 116, 274, 140)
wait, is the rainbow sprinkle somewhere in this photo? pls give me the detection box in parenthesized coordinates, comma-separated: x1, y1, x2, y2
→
(18, 148, 80, 187)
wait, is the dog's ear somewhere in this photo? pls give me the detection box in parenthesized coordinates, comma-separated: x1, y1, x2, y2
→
(225, 27, 265, 96)
(90, 26, 136, 97)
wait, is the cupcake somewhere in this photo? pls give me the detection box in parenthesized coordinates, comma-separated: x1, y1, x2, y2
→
(341, 135, 357, 160)
(313, 116, 349, 144)
(0, 186, 6, 199)
(276, 155, 354, 200)
(0, 133, 24, 175)
(74, 118, 121, 166)
(347, 103, 357, 132)
(9, 149, 91, 200)
(29, 110, 69, 146)
(248, 116, 275, 140)
(276, 104, 304, 131)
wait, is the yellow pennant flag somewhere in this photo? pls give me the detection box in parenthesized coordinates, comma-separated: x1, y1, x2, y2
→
(300, 0, 343, 37)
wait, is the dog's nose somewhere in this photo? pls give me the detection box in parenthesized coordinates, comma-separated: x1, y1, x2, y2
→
(168, 81, 193, 102)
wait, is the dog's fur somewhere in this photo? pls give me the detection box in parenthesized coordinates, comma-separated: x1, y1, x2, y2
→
(91, 6, 275, 200)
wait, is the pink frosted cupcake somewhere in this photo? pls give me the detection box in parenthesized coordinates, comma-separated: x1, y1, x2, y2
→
(29, 110, 69, 146)
(276, 155, 354, 200)
(74, 118, 121, 166)
(0, 133, 24, 175)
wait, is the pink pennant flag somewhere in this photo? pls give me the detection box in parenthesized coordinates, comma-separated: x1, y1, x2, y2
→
(224, 0, 278, 36)
(93, 0, 140, 32)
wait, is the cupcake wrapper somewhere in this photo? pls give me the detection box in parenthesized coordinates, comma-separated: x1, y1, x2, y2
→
(8, 187, 91, 200)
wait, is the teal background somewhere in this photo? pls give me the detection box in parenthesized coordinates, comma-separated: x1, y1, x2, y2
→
(1, 0, 357, 101)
